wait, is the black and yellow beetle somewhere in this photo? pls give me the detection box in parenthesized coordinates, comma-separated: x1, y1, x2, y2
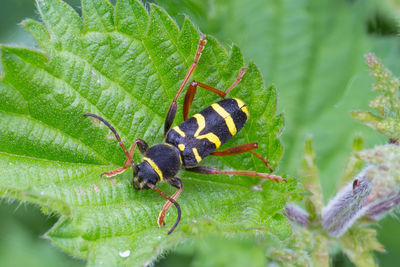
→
(84, 34, 285, 234)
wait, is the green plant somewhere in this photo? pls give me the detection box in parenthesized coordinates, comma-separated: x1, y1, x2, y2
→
(0, 0, 300, 265)
(1, 0, 400, 266)
(279, 54, 400, 267)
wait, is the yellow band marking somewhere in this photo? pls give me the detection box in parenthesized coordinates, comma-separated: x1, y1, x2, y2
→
(197, 133, 221, 148)
(173, 126, 186, 137)
(233, 98, 246, 108)
(143, 157, 164, 181)
(178, 144, 185, 151)
(192, 147, 202, 163)
(241, 106, 249, 118)
(178, 153, 182, 165)
(193, 113, 221, 147)
(172, 144, 183, 165)
(193, 114, 206, 136)
(165, 143, 183, 164)
(211, 103, 237, 136)
(233, 98, 249, 118)
(164, 143, 174, 148)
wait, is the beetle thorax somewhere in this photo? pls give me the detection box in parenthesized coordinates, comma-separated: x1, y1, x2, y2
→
(133, 143, 182, 189)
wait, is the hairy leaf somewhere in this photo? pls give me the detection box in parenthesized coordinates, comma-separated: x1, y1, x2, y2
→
(148, 0, 400, 266)
(157, 0, 400, 199)
(0, 0, 299, 265)
(341, 227, 384, 267)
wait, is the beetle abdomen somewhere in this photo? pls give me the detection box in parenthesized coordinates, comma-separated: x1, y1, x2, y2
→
(166, 98, 249, 166)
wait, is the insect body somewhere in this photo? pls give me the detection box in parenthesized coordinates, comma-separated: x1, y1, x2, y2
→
(84, 34, 285, 235)
(166, 98, 248, 166)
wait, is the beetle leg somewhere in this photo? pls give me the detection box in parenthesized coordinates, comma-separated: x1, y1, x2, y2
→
(157, 178, 183, 227)
(211, 142, 258, 156)
(164, 34, 207, 136)
(101, 139, 148, 178)
(211, 142, 273, 172)
(185, 166, 285, 182)
(183, 67, 247, 120)
(225, 66, 247, 95)
(183, 81, 225, 120)
(248, 151, 274, 173)
(147, 183, 181, 235)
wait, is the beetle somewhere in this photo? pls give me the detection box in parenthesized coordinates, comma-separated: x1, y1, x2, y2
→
(84, 34, 285, 234)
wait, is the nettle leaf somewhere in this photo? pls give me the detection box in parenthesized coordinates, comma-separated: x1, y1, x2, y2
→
(340, 227, 384, 267)
(0, 0, 299, 265)
(161, 0, 400, 199)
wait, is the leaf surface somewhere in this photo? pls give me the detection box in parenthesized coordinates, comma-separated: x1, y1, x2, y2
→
(158, 0, 400, 198)
(0, 0, 299, 265)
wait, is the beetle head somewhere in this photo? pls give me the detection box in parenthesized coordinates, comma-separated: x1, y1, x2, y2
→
(132, 161, 159, 190)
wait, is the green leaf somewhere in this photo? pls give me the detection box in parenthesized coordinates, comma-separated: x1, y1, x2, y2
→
(266, 228, 315, 267)
(338, 136, 365, 187)
(158, 0, 400, 199)
(351, 53, 400, 140)
(152, 0, 400, 265)
(0, 0, 297, 265)
(0, 202, 83, 267)
(184, 235, 267, 267)
(341, 227, 384, 267)
(300, 137, 323, 215)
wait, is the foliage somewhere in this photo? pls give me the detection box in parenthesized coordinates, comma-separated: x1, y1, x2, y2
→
(1, 0, 400, 266)
(279, 54, 400, 267)
(157, 0, 400, 198)
(152, 1, 400, 265)
(0, 0, 301, 265)
(352, 54, 400, 139)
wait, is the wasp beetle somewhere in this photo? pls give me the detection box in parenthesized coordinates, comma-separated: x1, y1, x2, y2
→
(84, 34, 285, 234)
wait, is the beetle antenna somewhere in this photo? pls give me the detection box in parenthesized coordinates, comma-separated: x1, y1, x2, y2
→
(147, 183, 181, 234)
(84, 113, 136, 170)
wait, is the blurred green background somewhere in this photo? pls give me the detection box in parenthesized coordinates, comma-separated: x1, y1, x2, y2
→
(0, 0, 399, 266)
